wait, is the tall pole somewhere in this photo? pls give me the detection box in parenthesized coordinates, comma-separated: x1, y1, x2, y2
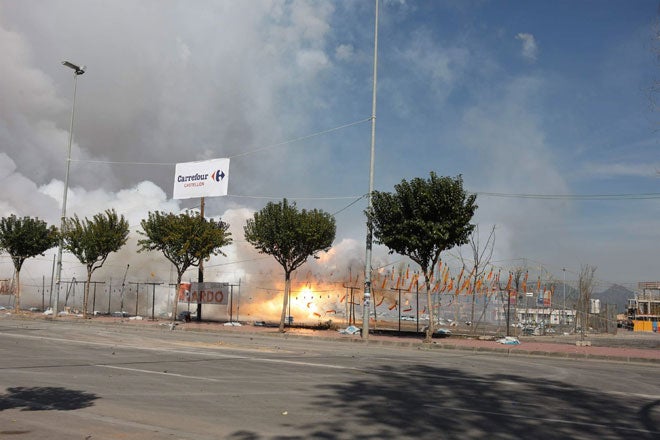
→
(562, 268, 566, 326)
(54, 62, 84, 316)
(363, 0, 379, 340)
(197, 197, 205, 322)
(415, 279, 419, 333)
(107, 279, 112, 315)
(229, 284, 234, 322)
(49, 254, 55, 310)
(236, 278, 241, 322)
(506, 286, 512, 337)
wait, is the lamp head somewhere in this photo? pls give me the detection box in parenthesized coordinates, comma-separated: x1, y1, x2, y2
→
(62, 60, 85, 75)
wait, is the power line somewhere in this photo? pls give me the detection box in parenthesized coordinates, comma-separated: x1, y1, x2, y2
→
(229, 117, 371, 159)
(473, 191, 660, 200)
(332, 195, 367, 216)
(60, 115, 659, 202)
(228, 194, 364, 201)
(70, 117, 371, 166)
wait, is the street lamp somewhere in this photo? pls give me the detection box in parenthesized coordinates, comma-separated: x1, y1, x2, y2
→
(53, 60, 85, 316)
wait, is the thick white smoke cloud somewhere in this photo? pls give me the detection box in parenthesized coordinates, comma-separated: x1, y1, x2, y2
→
(0, 1, 361, 314)
(3, 1, 657, 306)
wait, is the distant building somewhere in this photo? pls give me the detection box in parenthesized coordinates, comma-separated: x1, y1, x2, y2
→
(493, 306, 576, 326)
(626, 282, 660, 332)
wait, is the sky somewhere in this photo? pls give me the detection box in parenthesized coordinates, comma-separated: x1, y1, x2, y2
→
(1, 0, 659, 300)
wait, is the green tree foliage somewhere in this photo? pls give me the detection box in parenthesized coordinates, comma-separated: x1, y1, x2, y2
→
(0, 215, 58, 312)
(62, 209, 129, 318)
(244, 199, 336, 332)
(367, 173, 477, 341)
(137, 211, 232, 320)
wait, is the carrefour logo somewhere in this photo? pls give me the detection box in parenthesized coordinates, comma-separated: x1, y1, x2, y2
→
(211, 169, 226, 182)
(177, 173, 208, 183)
(176, 169, 225, 185)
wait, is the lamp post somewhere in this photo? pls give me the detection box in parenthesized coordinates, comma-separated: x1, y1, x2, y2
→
(53, 60, 85, 316)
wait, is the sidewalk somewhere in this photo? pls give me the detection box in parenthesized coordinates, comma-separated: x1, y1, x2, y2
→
(209, 322, 660, 364)
(118, 316, 660, 364)
(8, 312, 660, 364)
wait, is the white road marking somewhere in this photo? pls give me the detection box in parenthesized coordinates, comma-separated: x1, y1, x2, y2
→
(95, 364, 229, 382)
(0, 331, 359, 371)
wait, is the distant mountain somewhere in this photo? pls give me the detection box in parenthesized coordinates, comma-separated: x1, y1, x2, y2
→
(593, 284, 635, 313)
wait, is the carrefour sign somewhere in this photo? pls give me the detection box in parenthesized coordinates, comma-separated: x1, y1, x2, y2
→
(173, 158, 229, 200)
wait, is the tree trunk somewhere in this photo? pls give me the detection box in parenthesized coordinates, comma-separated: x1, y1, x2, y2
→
(424, 276, 433, 342)
(14, 269, 20, 313)
(83, 267, 92, 319)
(172, 273, 183, 322)
(279, 271, 291, 332)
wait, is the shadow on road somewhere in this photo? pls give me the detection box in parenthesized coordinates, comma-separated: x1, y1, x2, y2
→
(227, 364, 658, 440)
(0, 386, 99, 411)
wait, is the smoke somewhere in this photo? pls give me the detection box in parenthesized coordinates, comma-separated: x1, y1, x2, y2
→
(3, 1, 655, 299)
(0, 175, 389, 322)
(0, 1, 361, 315)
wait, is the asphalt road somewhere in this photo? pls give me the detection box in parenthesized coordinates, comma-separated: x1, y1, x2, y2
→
(0, 317, 658, 439)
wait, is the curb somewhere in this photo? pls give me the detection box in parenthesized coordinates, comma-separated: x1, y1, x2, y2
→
(176, 325, 660, 364)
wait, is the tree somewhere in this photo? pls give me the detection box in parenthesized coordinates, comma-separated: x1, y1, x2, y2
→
(62, 209, 129, 318)
(511, 265, 527, 329)
(244, 199, 336, 332)
(0, 215, 58, 312)
(459, 224, 496, 333)
(367, 173, 477, 342)
(577, 264, 597, 340)
(137, 211, 232, 321)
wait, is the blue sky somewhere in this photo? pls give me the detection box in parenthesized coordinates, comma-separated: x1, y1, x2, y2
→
(0, 0, 658, 292)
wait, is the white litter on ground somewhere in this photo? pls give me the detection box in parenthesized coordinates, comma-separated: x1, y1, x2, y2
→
(338, 325, 361, 335)
(496, 336, 520, 345)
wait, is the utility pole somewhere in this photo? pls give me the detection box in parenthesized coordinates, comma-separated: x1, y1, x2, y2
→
(362, 0, 379, 340)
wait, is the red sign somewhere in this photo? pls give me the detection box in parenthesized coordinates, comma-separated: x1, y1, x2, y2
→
(178, 282, 228, 304)
(0, 280, 14, 295)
